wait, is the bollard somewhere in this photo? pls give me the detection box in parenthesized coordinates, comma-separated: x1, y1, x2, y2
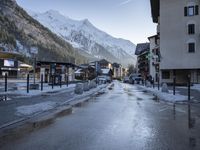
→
(173, 76, 176, 95)
(67, 74, 69, 87)
(153, 78, 155, 89)
(5, 73, 7, 92)
(60, 75, 62, 88)
(27, 74, 29, 93)
(41, 74, 43, 91)
(52, 75, 54, 89)
(67, 67, 69, 87)
(188, 75, 191, 101)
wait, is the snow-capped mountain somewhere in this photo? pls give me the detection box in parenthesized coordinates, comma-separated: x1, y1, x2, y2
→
(0, 1, 84, 64)
(29, 10, 136, 66)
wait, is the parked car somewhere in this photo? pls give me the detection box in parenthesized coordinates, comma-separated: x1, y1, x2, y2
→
(129, 74, 142, 84)
(123, 76, 130, 83)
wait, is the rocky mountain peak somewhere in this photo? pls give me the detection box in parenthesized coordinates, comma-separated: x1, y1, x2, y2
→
(28, 10, 136, 66)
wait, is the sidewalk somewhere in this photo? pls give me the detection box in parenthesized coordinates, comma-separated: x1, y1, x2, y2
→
(169, 85, 200, 102)
(0, 83, 108, 129)
(0, 79, 75, 98)
(137, 84, 200, 103)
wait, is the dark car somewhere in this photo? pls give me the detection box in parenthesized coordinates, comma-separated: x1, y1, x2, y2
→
(129, 74, 142, 84)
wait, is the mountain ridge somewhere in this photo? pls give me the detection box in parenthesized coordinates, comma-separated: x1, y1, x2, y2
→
(0, 0, 87, 64)
(28, 10, 136, 67)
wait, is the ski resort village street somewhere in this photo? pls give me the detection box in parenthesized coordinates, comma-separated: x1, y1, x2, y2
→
(1, 0, 200, 149)
(1, 81, 200, 150)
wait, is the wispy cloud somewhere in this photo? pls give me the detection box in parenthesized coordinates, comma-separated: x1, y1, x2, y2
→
(119, 0, 133, 6)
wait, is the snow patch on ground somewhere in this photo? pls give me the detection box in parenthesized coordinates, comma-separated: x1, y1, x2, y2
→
(16, 101, 57, 116)
(138, 85, 188, 102)
(14, 84, 75, 97)
(15, 84, 107, 116)
(0, 81, 75, 97)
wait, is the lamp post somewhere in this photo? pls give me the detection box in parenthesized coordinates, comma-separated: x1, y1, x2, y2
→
(188, 74, 191, 102)
(30, 47, 38, 89)
(95, 61, 98, 84)
(33, 55, 36, 84)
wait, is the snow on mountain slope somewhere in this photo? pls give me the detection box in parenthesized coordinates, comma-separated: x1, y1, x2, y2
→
(29, 10, 136, 66)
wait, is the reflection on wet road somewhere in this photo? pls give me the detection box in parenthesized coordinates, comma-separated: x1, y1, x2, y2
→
(1, 81, 200, 150)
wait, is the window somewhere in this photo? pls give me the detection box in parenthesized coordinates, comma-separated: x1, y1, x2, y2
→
(188, 24, 195, 34)
(188, 6, 195, 16)
(188, 43, 195, 53)
(162, 71, 170, 79)
(184, 5, 199, 16)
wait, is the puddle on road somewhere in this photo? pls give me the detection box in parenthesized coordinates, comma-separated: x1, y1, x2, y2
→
(137, 97, 143, 101)
(142, 90, 148, 93)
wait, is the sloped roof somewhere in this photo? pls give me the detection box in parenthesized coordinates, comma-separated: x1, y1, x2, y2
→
(150, 0, 160, 23)
(99, 59, 110, 65)
(135, 43, 150, 55)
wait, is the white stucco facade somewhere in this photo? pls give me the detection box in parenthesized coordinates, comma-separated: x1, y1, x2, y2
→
(159, 0, 200, 84)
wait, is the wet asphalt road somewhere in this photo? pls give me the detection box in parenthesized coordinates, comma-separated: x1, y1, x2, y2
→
(1, 81, 200, 150)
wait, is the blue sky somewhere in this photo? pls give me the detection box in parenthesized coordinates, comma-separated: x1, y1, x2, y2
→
(16, 0, 156, 44)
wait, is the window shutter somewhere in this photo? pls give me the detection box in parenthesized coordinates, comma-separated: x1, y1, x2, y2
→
(195, 5, 199, 15)
(184, 7, 188, 16)
(193, 24, 195, 34)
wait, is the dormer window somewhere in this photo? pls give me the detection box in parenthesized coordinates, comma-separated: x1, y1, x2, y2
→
(184, 5, 199, 16)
